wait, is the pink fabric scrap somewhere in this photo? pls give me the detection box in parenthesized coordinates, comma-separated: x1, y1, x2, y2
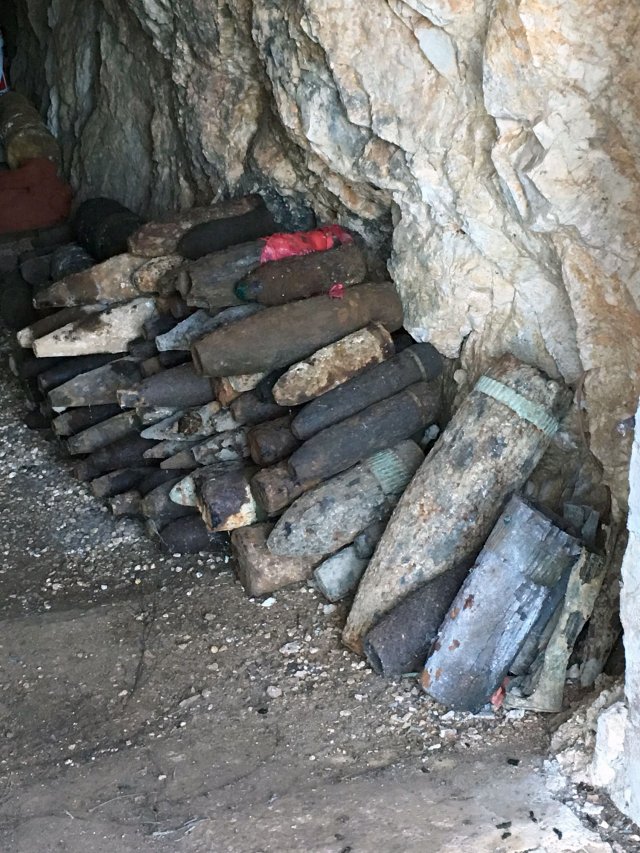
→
(260, 224, 353, 263)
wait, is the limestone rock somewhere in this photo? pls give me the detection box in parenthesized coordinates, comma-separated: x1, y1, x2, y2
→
(11, 0, 640, 511)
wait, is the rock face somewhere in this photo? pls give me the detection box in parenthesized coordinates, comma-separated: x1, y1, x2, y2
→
(8, 0, 640, 511)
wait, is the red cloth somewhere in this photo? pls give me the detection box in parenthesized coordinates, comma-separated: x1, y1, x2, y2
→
(260, 224, 353, 263)
(0, 157, 73, 233)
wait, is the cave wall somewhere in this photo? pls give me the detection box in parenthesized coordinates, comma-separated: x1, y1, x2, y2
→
(9, 0, 640, 513)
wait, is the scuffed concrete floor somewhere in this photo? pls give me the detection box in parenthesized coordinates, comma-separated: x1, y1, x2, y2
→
(0, 330, 626, 852)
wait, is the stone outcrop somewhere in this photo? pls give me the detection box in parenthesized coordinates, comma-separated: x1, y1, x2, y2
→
(7, 0, 640, 512)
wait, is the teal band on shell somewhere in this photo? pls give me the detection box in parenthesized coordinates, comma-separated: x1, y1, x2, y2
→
(368, 447, 418, 496)
(476, 375, 559, 437)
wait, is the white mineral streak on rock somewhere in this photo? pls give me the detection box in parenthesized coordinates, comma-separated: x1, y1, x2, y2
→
(11, 0, 640, 509)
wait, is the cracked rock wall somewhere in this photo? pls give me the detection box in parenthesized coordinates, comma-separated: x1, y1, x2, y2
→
(9, 0, 640, 513)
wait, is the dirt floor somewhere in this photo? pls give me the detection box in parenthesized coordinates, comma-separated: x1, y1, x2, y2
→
(0, 329, 636, 852)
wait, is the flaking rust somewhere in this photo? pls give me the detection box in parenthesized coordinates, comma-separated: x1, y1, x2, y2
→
(195, 466, 263, 532)
(271, 323, 395, 407)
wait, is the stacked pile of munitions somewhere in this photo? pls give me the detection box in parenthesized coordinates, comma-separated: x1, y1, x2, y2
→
(2, 191, 610, 714)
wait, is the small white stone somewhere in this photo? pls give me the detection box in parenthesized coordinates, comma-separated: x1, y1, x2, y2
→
(279, 642, 302, 655)
(506, 708, 526, 721)
(266, 686, 282, 699)
(261, 597, 276, 608)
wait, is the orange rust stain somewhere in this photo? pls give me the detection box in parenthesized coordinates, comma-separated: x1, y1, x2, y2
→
(435, 668, 443, 681)
(448, 639, 460, 651)
(433, 640, 441, 652)
(450, 607, 460, 620)
(463, 594, 475, 610)
(421, 670, 431, 689)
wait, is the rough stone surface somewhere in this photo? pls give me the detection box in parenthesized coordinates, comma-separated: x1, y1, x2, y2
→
(612, 402, 640, 823)
(9, 0, 640, 511)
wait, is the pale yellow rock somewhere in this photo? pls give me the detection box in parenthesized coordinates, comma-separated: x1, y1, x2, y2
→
(34, 254, 146, 308)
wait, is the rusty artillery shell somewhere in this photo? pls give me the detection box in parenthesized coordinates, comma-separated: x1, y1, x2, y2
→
(49, 243, 95, 281)
(140, 411, 186, 441)
(37, 353, 124, 395)
(17, 305, 104, 348)
(169, 462, 246, 507)
(139, 351, 190, 378)
(52, 404, 122, 438)
(131, 255, 183, 292)
(235, 242, 367, 305)
(342, 356, 570, 654)
(177, 202, 277, 260)
(155, 310, 219, 351)
(89, 466, 160, 499)
(177, 403, 237, 438)
(141, 404, 238, 443)
(74, 197, 144, 261)
(178, 242, 265, 308)
(66, 411, 140, 455)
(141, 477, 198, 524)
(170, 464, 231, 507)
(143, 437, 203, 461)
(75, 434, 157, 481)
(231, 523, 321, 597)
(9, 351, 65, 381)
(138, 467, 194, 496)
(0, 270, 36, 331)
(117, 363, 216, 409)
(156, 304, 262, 352)
(288, 381, 441, 484)
(291, 343, 444, 440)
(20, 252, 52, 286)
(250, 462, 319, 517)
(166, 294, 192, 319)
(152, 515, 230, 554)
(272, 323, 394, 407)
(127, 338, 159, 360)
(142, 312, 179, 341)
(253, 369, 288, 403)
(128, 196, 264, 257)
(191, 282, 403, 377)
(108, 491, 142, 518)
(353, 522, 387, 559)
(32, 298, 159, 358)
(159, 447, 200, 470)
(422, 497, 583, 712)
(363, 562, 470, 678)
(23, 409, 52, 430)
(247, 415, 300, 467)
(136, 406, 180, 425)
(179, 428, 249, 468)
(33, 254, 145, 308)
(157, 431, 249, 470)
(213, 372, 266, 407)
(195, 466, 264, 532)
(229, 392, 290, 427)
(268, 441, 423, 559)
(48, 357, 143, 409)
(313, 546, 369, 603)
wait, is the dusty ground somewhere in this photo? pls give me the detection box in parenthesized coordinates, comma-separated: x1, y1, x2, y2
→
(0, 329, 635, 852)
